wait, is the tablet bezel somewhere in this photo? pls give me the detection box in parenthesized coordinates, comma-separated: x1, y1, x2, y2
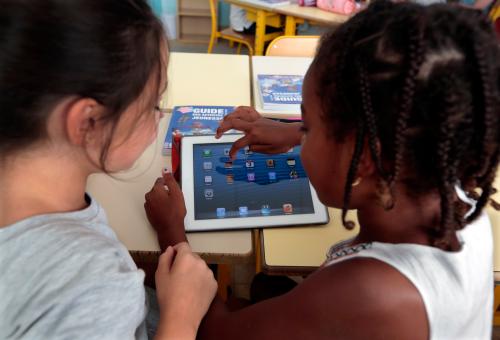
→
(181, 134, 329, 231)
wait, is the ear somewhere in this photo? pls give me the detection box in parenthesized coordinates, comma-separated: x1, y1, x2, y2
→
(65, 98, 103, 147)
(356, 138, 379, 178)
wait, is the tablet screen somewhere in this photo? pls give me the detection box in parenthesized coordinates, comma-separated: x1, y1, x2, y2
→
(192, 143, 315, 220)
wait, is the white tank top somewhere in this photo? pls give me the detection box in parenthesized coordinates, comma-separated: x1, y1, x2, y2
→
(324, 212, 493, 340)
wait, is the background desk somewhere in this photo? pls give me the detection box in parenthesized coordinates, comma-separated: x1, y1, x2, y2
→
(275, 4, 350, 35)
(224, 0, 283, 55)
(223, 0, 350, 55)
(252, 56, 312, 118)
(261, 208, 358, 274)
(263, 173, 500, 276)
(163, 52, 252, 111)
(87, 52, 253, 264)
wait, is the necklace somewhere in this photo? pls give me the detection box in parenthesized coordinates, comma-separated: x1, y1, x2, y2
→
(326, 239, 372, 262)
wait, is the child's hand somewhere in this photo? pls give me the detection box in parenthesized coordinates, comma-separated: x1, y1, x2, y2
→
(154, 242, 218, 340)
(215, 106, 303, 159)
(145, 170, 187, 250)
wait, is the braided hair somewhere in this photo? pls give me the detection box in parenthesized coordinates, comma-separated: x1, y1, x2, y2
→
(312, 1, 500, 249)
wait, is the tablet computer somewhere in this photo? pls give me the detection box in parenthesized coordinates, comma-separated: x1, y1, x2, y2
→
(181, 134, 329, 231)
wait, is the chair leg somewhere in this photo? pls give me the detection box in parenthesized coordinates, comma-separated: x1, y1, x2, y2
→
(208, 36, 217, 54)
(494, 285, 500, 325)
(237, 43, 242, 55)
(229, 41, 234, 48)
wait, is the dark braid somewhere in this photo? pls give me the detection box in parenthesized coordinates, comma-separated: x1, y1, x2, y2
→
(391, 15, 426, 200)
(465, 37, 500, 221)
(312, 1, 500, 248)
(341, 117, 365, 230)
(433, 73, 465, 248)
(358, 61, 387, 179)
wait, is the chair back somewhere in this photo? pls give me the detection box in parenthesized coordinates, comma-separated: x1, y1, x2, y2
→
(490, 0, 500, 21)
(265, 36, 320, 57)
(209, 0, 218, 37)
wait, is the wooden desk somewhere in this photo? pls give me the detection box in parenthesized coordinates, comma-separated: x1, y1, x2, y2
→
(163, 52, 251, 111)
(223, 0, 350, 53)
(252, 55, 312, 119)
(275, 5, 350, 35)
(223, 0, 284, 55)
(263, 172, 500, 276)
(261, 208, 358, 274)
(88, 52, 254, 264)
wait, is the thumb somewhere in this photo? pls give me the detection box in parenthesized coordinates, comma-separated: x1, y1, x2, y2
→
(158, 246, 176, 274)
(162, 170, 182, 197)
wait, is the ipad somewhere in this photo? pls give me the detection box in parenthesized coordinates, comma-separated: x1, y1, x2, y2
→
(181, 134, 329, 231)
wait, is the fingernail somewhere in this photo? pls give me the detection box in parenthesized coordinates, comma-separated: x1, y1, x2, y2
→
(162, 167, 170, 174)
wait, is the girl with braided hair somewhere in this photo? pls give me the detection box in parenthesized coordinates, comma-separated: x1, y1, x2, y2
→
(145, 1, 499, 338)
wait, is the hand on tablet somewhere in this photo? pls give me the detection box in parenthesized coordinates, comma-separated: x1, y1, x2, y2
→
(155, 242, 218, 340)
(215, 106, 303, 159)
(145, 170, 187, 250)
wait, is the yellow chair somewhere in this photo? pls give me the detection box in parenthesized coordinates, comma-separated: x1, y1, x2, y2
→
(490, 0, 500, 21)
(265, 35, 320, 57)
(208, 0, 254, 55)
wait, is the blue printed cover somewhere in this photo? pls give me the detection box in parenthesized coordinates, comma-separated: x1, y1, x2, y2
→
(163, 106, 235, 154)
(257, 75, 303, 107)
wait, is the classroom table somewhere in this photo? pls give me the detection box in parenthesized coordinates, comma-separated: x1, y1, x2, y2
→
(262, 173, 500, 276)
(224, 0, 284, 56)
(162, 52, 252, 111)
(276, 4, 350, 35)
(252, 55, 312, 119)
(87, 52, 253, 264)
(260, 208, 359, 274)
(224, 0, 350, 55)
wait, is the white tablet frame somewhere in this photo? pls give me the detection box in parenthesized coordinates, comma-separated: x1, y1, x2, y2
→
(181, 134, 329, 231)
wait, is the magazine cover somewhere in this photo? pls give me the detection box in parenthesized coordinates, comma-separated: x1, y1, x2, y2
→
(257, 75, 303, 109)
(163, 106, 235, 155)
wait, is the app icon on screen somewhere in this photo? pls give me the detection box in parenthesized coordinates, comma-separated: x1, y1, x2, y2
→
(204, 189, 214, 199)
(287, 158, 296, 167)
(224, 161, 233, 169)
(226, 174, 234, 184)
(203, 149, 212, 157)
(216, 208, 226, 218)
(203, 161, 212, 170)
(246, 160, 255, 168)
(266, 159, 275, 168)
(283, 203, 293, 214)
(244, 146, 253, 155)
(204, 176, 212, 185)
(261, 205, 271, 216)
(224, 148, 231, 156)
(268, 172, 277, 182)
(289, 170, 298, 179)
(247, 172, 256, 182)
(239, 206, 248, 216)
(287, 147, 294, 153)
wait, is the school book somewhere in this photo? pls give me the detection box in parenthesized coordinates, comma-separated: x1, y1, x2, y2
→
(257, 74, 303, 112)
(163, 106, 235, 155)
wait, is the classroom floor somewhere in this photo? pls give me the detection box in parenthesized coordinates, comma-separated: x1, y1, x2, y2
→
(168, 38, 500, 340)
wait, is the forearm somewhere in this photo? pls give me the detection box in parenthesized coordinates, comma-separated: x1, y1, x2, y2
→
(283, 122, 304, 147)
(157, 226, 188, 252)
(155, 312, 197, 340)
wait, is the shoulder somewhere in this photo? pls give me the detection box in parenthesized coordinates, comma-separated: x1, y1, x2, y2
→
(293, 257, 429, 339)
(1, 220, 146, 339)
